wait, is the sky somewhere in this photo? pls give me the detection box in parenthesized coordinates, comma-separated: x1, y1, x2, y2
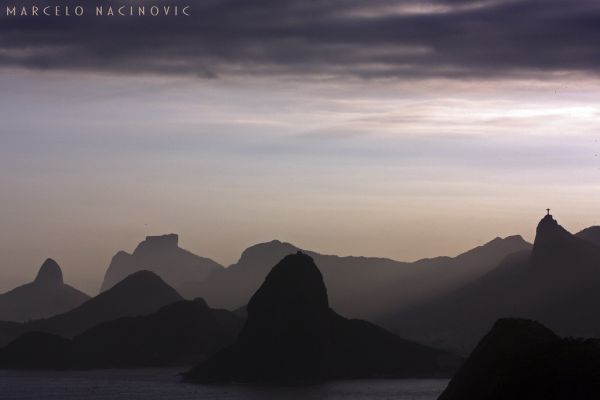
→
(1, 0, 600, 294)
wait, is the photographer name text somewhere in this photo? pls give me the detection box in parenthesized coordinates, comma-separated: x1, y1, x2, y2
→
(5, 4, 191, 17)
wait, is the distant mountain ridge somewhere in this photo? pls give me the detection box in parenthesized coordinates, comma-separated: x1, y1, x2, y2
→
(187, 236, 531, 320)
(100, 234, 222, 294)
(0, 259, 89, 322)
(384, 214, 600, 353)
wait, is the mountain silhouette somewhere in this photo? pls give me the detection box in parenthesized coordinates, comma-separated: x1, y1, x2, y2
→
(439, 318, 600, 400)
(185, 252, 461, 384)
(100, 234, 222, 295)
(0, 298, 244, 369)
(384, 214, 600, 353)
(575, 226, 600, 247)
(189, 236, 530, 320)
(0, 259, 89, 322)
(0, 270, 182, 347)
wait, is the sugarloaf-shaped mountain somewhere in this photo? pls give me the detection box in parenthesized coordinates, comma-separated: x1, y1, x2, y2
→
(100, 234, 222, 295)
(384, 214, 600, 353)
(0, 270, 182, 347)
(0, 259, 89, 322)
(185, 252, 461, 384)
(187, 236, 530, 320)
(0, 298, 244, 369)
(439, 318, 600, 400)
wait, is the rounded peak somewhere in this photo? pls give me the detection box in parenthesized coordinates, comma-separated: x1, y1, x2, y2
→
(192, 297, 209, 308)
(247, 252, 329, 314)
(476, 318, 559, 357)
(105, 270, 183, 301)
(238, 240, 299, 263)
(491, 318, 556, 336)
(34, 258, 63, 286)
(118, 269, 164, 285)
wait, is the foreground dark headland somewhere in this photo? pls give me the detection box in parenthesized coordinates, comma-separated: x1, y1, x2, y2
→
(185, 252, 461, 383)
(439, 318, 600, 400)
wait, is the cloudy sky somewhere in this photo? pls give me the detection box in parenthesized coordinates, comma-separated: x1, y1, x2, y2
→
(1, 0, 600, 293)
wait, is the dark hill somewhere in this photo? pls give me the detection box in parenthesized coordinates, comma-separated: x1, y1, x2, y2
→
(0, 259, 90, 322)
(185, 252, 461, 384)
(0, 270, 183, 346)
(439, 318, 600, 400)
(100, 234, 222, 295)
(0, 331, 75, 369)
(0, 298, 243, 369)
(384, 214, 600, 353)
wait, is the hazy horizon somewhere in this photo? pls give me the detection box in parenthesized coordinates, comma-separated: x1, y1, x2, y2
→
(0, 211, 595, 295)
(2, 0, 600, 294)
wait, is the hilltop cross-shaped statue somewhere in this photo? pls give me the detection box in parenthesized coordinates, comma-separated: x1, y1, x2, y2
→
(546, 208, 551, 216)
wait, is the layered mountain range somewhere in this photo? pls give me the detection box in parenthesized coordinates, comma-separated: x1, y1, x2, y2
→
(384, 214, 600, 353)
(112, 234, 529, 320)
(0, 298, 243, 368)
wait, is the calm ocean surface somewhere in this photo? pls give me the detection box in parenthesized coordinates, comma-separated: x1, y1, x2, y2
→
(0, 368, 448, 400)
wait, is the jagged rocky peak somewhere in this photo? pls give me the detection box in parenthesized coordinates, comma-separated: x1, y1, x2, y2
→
(33, 258, 63, 286)
(133, 233, 179, 253)
(532, 212, 591, 268)
(534, 213, 571, 244)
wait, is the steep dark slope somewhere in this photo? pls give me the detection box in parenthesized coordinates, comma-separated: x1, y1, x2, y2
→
(0, 259, 89, 322)
(190, 236, 530, 319)
(185, 252, 461, 384)
(100, 234, 222, 294)
(385, 214, 600, 353)
(439, 318, 600, 400)
(0, 298, 243, 369)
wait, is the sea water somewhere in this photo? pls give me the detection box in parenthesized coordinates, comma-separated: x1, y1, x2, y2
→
(0, 368, 447, 400)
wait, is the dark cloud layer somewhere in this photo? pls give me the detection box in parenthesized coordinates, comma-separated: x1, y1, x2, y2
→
(1, 0, 600, 79)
